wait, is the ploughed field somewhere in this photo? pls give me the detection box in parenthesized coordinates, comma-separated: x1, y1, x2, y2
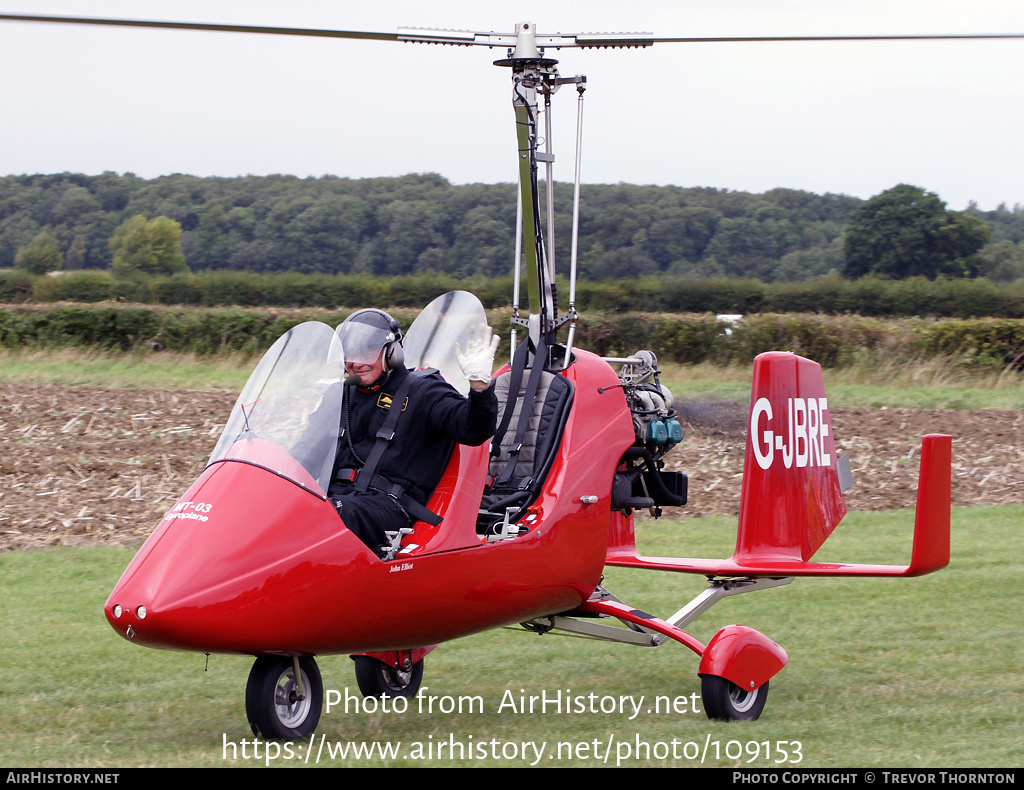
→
(1, 382, 1020, 550)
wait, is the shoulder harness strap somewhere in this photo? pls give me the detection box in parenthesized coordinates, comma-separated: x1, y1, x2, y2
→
(352, 369, 443, 526)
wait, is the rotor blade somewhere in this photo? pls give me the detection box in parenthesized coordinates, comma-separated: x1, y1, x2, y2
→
(2, 14, 1021, 47)
(649, 33, 1024, 44)
(0, 15, 642, 48)
(0, 13, 399, 43)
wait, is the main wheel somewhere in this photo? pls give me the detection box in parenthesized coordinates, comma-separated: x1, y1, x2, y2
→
(353, 655, 424, 698)
(701, 675, 769, 721)
(245, 656, 323, 739)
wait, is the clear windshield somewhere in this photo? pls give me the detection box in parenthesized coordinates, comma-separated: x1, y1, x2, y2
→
(206, 293, 489, 498)
(403, 290, 488, 394)
(209, 322, 343, 497)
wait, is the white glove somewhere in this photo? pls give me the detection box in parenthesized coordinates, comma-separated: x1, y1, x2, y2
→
(455, 324, 499, 385)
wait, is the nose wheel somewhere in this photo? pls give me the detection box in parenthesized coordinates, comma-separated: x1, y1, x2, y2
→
(353, 654, 424, 698)
(246, 656, 324, 739)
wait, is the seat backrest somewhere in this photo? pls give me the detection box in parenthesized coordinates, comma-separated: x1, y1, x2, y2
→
(481, 367, 573, 516)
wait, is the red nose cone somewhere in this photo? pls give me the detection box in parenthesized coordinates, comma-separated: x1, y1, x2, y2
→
(104, 460, 365, 654)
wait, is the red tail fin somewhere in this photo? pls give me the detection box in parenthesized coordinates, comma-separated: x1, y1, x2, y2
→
(605, 351, 950, 578)
(735, 352, 846, 564)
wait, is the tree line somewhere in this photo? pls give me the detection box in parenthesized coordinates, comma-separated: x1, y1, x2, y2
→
(2, 171, 1023, 284)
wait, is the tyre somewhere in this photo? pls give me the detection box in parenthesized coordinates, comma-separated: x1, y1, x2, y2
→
(245, 656, 323, 739)
(701, 675, 769, 721)
(353, 655, 424, 698)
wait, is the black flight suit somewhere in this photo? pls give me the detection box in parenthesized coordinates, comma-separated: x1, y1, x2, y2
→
(329, 366, 497, 553)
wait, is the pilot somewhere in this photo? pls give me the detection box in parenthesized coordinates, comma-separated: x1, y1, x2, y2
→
(327, 308, 499, 555)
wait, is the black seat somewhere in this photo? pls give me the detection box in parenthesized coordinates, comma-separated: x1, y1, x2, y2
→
(479, 347, 573, 533)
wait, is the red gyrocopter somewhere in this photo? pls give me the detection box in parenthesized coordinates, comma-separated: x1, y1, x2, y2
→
(0, 13, 969, 738)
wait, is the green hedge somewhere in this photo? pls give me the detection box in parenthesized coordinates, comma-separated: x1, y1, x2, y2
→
(573, 313, 895, 368)
(0, 270, 34, 302)
(7, 270, 1024, 318)
(3, 303, 1022, 371)
(18, 270, 516, 312)
(906, 318, 1024, 369)
(0, 305, 343, 356)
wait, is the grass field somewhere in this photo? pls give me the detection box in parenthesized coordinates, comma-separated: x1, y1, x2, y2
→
(2, 505, 1021, 768)
(3, 346, 1023, 409)
(1, 348, 1020, 768)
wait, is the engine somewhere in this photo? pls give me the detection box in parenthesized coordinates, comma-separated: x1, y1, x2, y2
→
(610, 350, 688, 516)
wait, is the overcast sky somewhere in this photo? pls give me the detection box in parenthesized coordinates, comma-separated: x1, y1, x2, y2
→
(1, 0, 1022, 210)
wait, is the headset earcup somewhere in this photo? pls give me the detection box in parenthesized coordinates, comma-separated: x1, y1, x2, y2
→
(385, 341, 404, 371)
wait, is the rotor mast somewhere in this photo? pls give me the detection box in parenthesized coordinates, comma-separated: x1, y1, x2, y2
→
(398, 21, 654, 354)
(495, 23, 561, 347)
